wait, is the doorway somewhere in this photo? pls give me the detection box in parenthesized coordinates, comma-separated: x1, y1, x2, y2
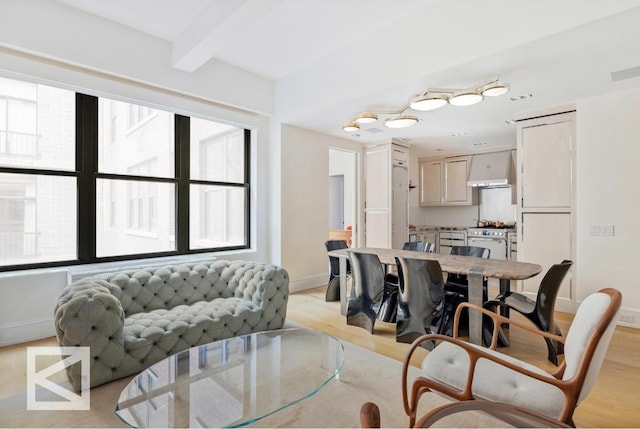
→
(329, 175, 344, 229)
(329, 149, 357, 247)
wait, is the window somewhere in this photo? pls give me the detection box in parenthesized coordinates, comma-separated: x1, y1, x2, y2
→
(0, 76, 250, 271)
(189, 120, 247, 249)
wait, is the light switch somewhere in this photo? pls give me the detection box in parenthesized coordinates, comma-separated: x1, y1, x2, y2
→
(589, 224, 615, 236)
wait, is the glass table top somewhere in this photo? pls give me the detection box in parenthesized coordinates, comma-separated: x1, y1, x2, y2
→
(115, 328, 345, 428)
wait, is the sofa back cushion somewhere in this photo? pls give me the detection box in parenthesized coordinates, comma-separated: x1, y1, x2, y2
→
(96, 260, 246, 317)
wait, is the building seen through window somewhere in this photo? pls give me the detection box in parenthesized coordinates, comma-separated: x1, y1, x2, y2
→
(0, 76, 250, 270)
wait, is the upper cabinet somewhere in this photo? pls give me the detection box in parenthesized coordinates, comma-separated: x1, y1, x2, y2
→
(520, 121, 573, 209)
(419, 156, 475, 206)
(419, 160, 442, 206)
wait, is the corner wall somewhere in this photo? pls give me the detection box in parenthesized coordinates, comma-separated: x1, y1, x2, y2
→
(281, 125, 363, 292)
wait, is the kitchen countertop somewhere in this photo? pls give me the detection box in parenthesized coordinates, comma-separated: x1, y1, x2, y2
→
(409, 225, 469, 232)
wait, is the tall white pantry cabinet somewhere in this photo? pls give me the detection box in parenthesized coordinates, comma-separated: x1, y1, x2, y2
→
(516, 111, 576, 312)
(364, 141, 409, 250)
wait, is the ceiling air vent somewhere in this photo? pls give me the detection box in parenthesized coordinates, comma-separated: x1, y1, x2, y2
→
(611, 65, 640, 82)
(364, 127, 385, 134)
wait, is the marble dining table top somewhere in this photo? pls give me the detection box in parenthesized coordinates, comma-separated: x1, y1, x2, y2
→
(328, 247, 542, 280)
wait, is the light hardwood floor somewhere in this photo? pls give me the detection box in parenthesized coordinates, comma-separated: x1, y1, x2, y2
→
(287, 286, 640, 428)
(1, 286, 638, 427)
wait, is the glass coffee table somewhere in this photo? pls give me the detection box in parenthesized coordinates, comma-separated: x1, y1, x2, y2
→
(115, 328, 345, 428)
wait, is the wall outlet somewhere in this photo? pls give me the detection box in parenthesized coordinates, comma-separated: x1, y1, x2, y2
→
(589, 224, 615, 236)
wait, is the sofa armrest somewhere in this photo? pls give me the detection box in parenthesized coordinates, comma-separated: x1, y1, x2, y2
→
(226, 262, 289, 328)
(54, 278, 126, 389)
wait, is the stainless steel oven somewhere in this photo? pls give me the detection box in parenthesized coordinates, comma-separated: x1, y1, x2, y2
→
(466, 227, 511, 261)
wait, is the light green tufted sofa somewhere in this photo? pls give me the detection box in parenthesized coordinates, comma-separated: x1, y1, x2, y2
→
(54, 260, 289, 390)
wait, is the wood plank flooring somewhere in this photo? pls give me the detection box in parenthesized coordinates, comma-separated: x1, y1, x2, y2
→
(1, 286, 638, 427)
(287, 286, 640, 428)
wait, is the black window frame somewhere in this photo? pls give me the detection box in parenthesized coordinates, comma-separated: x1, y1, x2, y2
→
(0, 88, 251, 272)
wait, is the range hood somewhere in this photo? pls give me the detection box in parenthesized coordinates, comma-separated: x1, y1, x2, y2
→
(467, 151, 512, 187)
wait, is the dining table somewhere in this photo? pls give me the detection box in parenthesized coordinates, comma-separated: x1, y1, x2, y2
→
(327, 247, 542, 345)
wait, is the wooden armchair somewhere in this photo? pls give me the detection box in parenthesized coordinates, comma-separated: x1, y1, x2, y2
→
(400, 288, 621, 427)
(361, 400, 571, 428)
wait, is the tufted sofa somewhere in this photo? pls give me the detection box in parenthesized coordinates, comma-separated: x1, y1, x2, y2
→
(54, 260, 289, 390)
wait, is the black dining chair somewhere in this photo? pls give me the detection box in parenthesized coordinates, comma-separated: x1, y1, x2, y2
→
(378, 242, 436, 323)
(443, 246, 491, 336)
(346, 252, 388, 334)
(483, 260, 573, 365)
(403, 241, 436, 252)
(324, 240, 351, 302)
(395, 257, 447, 348)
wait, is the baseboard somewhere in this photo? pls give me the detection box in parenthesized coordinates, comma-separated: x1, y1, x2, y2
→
(0, 318, 56, 347)
(289, 273, 327, 294)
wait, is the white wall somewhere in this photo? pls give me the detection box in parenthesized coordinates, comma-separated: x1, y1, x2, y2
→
(576, 88, 640, 325)
(281, 125, 363, 292)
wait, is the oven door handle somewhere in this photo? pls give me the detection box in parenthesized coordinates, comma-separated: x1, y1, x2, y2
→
(469, 238, 506, 243)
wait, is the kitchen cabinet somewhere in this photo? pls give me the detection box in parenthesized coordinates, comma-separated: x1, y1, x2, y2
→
(438, 230, 467, 254)
(517, 111, 576, 312)
(364, 141, 409, 249)
(408, 230, 438, 250)
(419, 156, 475, 206)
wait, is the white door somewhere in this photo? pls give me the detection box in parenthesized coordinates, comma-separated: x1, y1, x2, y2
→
(365, 148, 391, 248)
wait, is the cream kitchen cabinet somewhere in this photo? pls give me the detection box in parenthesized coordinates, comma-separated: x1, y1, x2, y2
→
(364, 141, 409, 249)
(517, 111, 576, 313)
(418, 160, 443, 206)
(419, 156, 475, 206)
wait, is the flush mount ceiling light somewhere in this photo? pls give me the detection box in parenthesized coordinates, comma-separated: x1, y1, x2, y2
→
(449, 90, 483, 106)
(384, 115, 419, 129)
(409, 93, 448, 111)
(342, 122, 360, 132)
(354, 112, 378, 124)
(481, 80, 510, 97)
(342, 76, 509, 132)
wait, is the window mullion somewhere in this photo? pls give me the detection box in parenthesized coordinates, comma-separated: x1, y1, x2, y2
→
(76, 93, 98, 261)
(175, 115, 189, 252)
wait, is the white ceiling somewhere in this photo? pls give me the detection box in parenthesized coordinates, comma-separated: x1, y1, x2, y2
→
(54, 0, 640, 156)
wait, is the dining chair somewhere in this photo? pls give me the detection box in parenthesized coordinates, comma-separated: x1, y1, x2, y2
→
(403, 241, 436, 252)
(401, 288, 622, 427)
(379, 242, 436, 323)
(346, 251, 386, 333)
(444, 245, 491, 298)
(443, 246, 491, 337)
(324, 240, 351, 302)
(483, 259, 573, 365)
(394, 257, 447, 348)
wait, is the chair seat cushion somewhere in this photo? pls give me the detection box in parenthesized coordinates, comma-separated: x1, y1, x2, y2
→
(422, 341, 566, 419)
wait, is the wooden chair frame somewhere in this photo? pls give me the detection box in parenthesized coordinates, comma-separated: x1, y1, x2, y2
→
(401, 288, 621, 427)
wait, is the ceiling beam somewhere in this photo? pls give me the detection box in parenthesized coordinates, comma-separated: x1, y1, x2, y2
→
(171, 0, 285, 73)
